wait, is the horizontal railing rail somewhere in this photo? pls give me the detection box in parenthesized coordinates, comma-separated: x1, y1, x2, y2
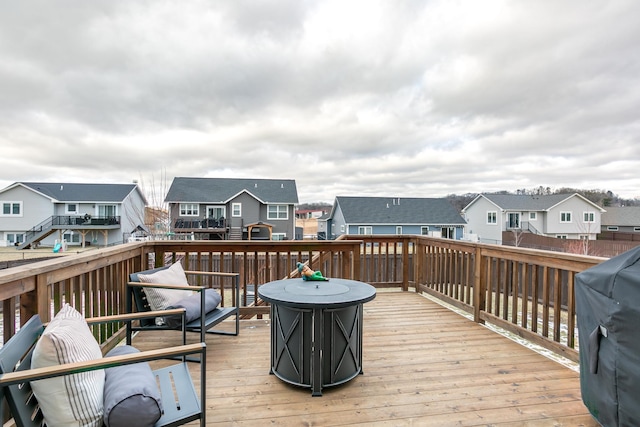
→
(1, 237, 605, 362)
(340, 235, 604, 362)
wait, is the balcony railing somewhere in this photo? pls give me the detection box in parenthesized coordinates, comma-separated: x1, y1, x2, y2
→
(0, 236, 603, 362)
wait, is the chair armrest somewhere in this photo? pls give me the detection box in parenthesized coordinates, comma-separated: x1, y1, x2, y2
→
(0, 343, 205, 387)
(184, 271, 238, 278)
(85, 308, 186, 325)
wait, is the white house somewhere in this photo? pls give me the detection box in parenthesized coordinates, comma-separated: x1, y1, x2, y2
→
(0, 182, 147, 248)
(461, 193, 605, 245)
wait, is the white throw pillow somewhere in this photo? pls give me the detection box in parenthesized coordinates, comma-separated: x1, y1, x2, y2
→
(31, 304, 105, 427)
(137, 262, 194, 311)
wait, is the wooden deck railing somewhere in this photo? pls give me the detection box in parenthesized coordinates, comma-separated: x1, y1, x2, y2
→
(0, 237, 605, 362)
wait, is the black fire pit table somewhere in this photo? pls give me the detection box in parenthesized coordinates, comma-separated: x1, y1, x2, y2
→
(258, 277, 376, 396)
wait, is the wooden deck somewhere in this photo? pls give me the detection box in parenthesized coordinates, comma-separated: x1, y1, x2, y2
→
(135, 291, 598, 426)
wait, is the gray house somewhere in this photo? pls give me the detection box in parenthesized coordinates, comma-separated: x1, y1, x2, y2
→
(601, 206, 640, 234)
(0, 182, 147, 249)
(165, 177, 299, 240)
(462, 193, 605, 245)
(326, 196, 467, 240)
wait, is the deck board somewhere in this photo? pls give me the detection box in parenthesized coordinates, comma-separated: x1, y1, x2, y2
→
(134, 291, 598, 426)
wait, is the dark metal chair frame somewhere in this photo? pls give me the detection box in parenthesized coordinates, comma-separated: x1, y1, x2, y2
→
(126, 266, 240, 348)
(0, 312, 206, 427)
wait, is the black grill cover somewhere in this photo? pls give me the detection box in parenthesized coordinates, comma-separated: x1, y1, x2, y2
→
(575, 246, 640, 427)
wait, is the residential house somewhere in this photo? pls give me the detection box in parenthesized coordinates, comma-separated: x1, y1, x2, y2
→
(164, 177, 299, 240)
(295, 208, 330, 219)
(0, 182, 147, 248)
(326, 196, 467, 240)
(317, 213, 330, 240)
(601, 206, 640, 235)
(461, 193, 605, 245)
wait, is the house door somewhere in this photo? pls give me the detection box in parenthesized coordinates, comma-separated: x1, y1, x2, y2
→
(441, 227, 455, 239)
(207, 206, 225, 219)
(508, 213, 520, 229)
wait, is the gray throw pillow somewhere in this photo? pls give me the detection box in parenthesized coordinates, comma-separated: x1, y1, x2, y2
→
(165, 288, 222, 329)
(103, 345, 162, 427)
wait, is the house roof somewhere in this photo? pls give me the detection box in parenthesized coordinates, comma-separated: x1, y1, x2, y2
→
(464, 193, 605, 212)
(7, 182, 141, 203)
(165, 177, 299, 204)
(333, 196, 466, 225)
(601, 207, 640, 226)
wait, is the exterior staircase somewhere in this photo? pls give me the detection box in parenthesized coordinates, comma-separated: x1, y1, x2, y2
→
(229, 227, 243, 240)
(17, 217, 57, 249)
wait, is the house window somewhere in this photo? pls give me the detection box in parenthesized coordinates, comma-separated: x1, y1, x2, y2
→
(272, 233, 286, 241)
(358, 226, 372, 235)
(268, 204, 288, 220)
(487, 211, 497, 224)
(66, 204, 78, 214)
(6, 233, 24, 244)
(607, 226, 619, 231)
(340, 224, 345, 232)
(529, 212, 537, 220)
(396, 226, 402, 235)
(556, 235, 568, 239)
(98, 204, 117, 217)
(560, 212, 572, 223)
(232, 203, 241, 217)
(421, 226, 429, 235)
(180, 203, 199, 216)
(1, 202, 22, 216)
(63, 232, 81, 243)
(583, 212, 595, 222)
(635, 227, 640, 232)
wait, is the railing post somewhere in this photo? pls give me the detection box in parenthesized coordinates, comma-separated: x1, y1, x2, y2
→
(402, 237, 410, 292)
(473, 246, 486, 324)
(19, 290, 38, 327)
(35, 273, 51, 323)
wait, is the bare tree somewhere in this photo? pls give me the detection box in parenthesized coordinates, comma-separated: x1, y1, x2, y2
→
(137, 169, 170, 239)
(511, 228, 525, 247)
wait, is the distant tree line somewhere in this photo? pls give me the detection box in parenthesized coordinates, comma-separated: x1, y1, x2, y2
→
(300, 187, 638, 215)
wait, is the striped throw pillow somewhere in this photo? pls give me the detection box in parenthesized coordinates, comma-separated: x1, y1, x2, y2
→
(31, 304, 105, 427)
(138, 261, 194, 311)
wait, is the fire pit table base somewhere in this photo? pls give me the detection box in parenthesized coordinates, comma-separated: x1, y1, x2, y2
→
(259, 278, 376, 396)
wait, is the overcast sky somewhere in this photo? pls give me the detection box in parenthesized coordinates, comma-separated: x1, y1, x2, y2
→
(1, 1, 639, 204)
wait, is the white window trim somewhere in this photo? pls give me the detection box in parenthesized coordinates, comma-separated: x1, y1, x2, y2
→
(607, 226, 619, 231)
(179, 203, 199, 217)
(487, 211, 497, 224)
(1, 201, 22, 217)
(421, 226, 429, 235)
(232, 203, 242, 217)
(529, 212, 537, 220)
(358, 226, 372, 235)
(556, 234, 568, 239)
(65, 203, 79, 214)
(396, 226, 402, 235)
(583, 211, 595, 223)
(267, 204, 288, 220)
(560, 211, 572, 223)
(6, 232, 25, 244)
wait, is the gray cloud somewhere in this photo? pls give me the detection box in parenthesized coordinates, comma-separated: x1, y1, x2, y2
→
(1, 0, 639, 203)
